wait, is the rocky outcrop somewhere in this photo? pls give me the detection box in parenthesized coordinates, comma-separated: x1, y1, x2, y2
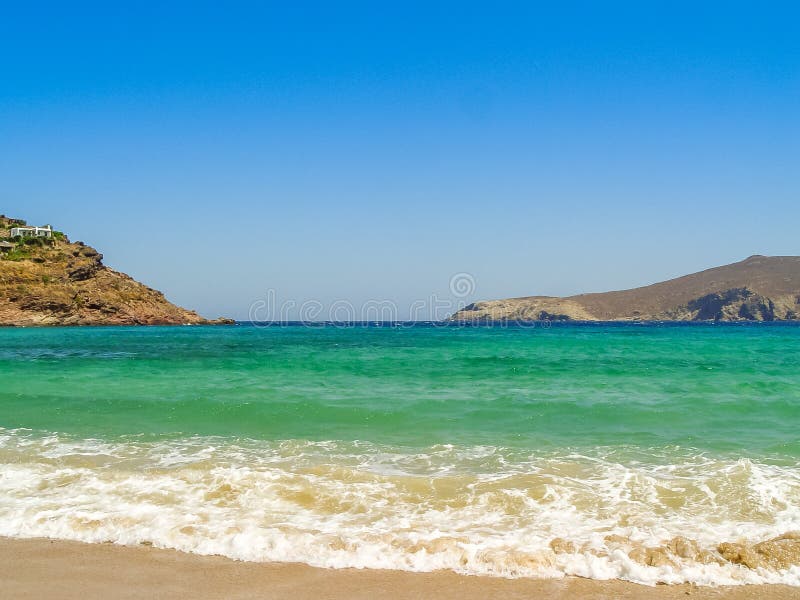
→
(684, 288, 775, 321)
(450, 255, 800, 322)
(0, 215, 234, 326)
(456, 297, 597, 322)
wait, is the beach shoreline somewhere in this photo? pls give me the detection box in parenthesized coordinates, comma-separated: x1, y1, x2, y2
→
(0, 537, 796, 600)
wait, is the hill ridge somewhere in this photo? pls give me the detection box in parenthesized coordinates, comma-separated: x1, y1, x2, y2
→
(451, 256, 800, 322)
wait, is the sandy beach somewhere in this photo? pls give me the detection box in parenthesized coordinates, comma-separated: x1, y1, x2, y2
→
(0, 537, 796, 600)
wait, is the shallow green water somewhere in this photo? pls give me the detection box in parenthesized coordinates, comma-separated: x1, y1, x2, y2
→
(2, 323, 799, 456)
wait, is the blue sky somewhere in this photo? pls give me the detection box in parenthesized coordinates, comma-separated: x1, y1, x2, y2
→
(2, 2, 798, 319)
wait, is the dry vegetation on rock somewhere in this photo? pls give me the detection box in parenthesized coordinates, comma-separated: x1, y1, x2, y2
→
(0, 215, 232, 326)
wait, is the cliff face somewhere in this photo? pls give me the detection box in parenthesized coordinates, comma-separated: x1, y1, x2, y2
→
(0, 216, 232, 326)
(451, 256, 800, 322)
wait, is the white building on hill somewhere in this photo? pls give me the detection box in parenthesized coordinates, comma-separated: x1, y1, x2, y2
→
(10, 225, 52, 238)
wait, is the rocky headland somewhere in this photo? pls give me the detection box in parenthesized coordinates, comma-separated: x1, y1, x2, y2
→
(451, 255, 800, 322)
(0, 215, 233, 326)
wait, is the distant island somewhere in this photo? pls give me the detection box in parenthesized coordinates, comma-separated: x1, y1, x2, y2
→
(451, 255, 800, 322)
(0, 215, 233, 326)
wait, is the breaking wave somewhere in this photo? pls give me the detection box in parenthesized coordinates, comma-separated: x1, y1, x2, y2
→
(1, 428, 799, 586)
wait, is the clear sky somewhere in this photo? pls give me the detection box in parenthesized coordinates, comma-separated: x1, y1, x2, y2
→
(2, 2, 798, 319)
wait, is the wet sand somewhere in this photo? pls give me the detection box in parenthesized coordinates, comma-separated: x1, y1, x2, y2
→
(0, 537, 797, 600)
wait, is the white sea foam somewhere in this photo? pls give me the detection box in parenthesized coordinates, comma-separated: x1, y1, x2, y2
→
(1, 428, 799, 586)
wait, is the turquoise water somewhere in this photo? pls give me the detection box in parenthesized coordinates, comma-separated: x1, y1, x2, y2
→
(3, 323, 799, 454)
(1, 323, 799, 584)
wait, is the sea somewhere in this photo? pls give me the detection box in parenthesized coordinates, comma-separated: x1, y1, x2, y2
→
(1, 322, 799, 586)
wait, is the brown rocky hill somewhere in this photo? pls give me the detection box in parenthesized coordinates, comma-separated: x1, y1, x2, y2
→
(0, 216, 233, 326)
(451, 255, 800, 322)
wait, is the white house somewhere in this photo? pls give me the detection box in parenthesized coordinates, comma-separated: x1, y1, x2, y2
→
(10, 225, 52, 238)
